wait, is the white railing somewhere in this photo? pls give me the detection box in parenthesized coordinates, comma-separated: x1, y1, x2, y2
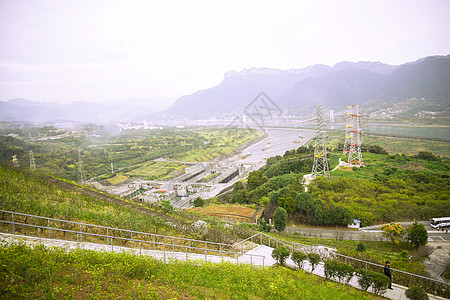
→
(0, 210, 265, 266)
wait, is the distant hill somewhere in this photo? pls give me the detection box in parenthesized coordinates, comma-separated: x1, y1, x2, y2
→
(0, 98, 173, 124)
(150, 55, 450, 121)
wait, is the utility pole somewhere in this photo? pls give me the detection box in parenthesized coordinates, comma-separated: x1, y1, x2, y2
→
(29, 150, 36, 170)
(311, 105, 330, 179)
(347, 105, 364, 167)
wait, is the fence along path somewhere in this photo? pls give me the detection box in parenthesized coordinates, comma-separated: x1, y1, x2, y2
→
(1, 210, 449, 299)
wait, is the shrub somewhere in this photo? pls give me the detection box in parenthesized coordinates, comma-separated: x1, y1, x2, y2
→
(338, 263, 355, 284)
(405, 285, 429, 300)
(324, 260, 339, 280)
(355, 269, 372, 291)
(258, 218, 272, 232)
(273, 207, 288, 232)
(371, 272, 390, 295)
(193, 197, 204, 207)
(356, 242, 366, 252)
(324, 260, 354, 283)
(271, 246, 290, 266)
(399, 250, 410, 260)
(307, 252, 321, 273)
(355, 269, 390, 295)
(291, 251, 307, 270)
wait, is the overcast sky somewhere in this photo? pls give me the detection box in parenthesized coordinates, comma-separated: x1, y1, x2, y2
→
(1, 0, 449, 104)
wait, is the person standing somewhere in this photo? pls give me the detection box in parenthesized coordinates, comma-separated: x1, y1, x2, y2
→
(384, 261, 393, 289)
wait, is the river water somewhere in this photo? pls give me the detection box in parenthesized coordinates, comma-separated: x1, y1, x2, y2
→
(290, 123, 450, 140)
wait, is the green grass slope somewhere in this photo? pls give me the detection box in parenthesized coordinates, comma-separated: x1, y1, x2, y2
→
(0, 241, 381, 299)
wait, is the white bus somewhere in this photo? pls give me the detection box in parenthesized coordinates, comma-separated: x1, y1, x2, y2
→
(430, 217, 450, 229)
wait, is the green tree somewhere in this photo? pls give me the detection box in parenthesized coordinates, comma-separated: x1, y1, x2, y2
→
(307, 252, 321, 273)
(247, 170, 267, 191)
(291, 251, 307, 270)
(273, 207, 288, 232)
(406, 222, 428, 249)
(193, 197, 204, 207)
(272, 246, 290, 266)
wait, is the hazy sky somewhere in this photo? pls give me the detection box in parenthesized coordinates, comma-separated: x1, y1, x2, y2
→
(1, 0, 449, 103)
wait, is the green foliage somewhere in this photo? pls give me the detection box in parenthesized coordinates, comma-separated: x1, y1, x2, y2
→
(399, 250, 410, 260)
(0, 126, 262, 181)
(271, 246, 290, 266)
(355, 269, 373, 291)
(415, 151, 438, 161)
(405, 286, 429, 300)
(159, 199, 173, 213)
(193, 197, 205, 208)
(291, 251, 307, 270)
(307, 253, 321, 273)
(406, 222, 428, 249)
(356, 243, 366, 253)
(247, 170, 268, 191)
(231, 181, 247, 204)
(273, 207, 288, 232)
(258, 218, 272, 232)
(310, 153, 450, 225)
(367, 145, 389, 155)
(324, 260, 355, 284)
(355, 269, 390, 295)
(371, 272, 390, 295)
(0, 240, 379, 300)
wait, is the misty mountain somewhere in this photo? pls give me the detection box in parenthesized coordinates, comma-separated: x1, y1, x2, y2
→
(0, 98, 173, 124)
(2, 55, 449, 123)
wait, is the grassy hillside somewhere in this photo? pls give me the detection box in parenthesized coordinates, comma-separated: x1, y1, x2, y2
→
(0, 165, 252, 245)
(0, 241, 381, 299)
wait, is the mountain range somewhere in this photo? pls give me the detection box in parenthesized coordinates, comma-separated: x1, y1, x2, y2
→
(1, 55, 449, 124)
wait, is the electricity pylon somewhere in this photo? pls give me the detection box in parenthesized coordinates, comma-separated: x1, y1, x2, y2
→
(343, 106, 352, 154)
(311, 105, 330, 178)
(347, 105, 364, 167)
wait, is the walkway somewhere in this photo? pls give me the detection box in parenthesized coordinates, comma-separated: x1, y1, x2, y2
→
(0, 232, 446, 300)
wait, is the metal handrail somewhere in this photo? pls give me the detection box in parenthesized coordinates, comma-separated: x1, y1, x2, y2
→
(332, 252, 449, 286)
(0, 210, 232, 248)
(0, 210, 265, 266)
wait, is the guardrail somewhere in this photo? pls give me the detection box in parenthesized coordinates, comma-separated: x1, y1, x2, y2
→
(0, 210, 265, 266)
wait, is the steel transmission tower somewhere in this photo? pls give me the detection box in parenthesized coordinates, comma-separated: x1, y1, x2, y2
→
(347, 105, 364, 167)
(343, 106, 352, 154)
(77, 149, 86, 182)
(311, 105, 330, 178)
(29, 150, 36, 170)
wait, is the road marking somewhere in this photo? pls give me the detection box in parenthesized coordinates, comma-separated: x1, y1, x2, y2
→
(429, 236, 448, 242)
